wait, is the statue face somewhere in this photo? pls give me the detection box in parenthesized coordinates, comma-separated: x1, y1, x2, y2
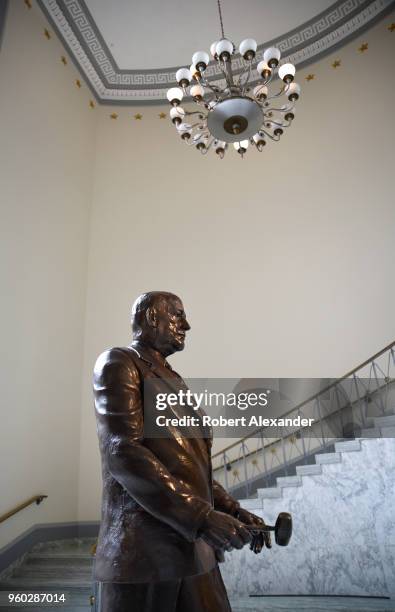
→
(154, 295, 191, 356)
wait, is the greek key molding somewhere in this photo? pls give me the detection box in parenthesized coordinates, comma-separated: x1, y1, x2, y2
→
(37, 0, 395, 104)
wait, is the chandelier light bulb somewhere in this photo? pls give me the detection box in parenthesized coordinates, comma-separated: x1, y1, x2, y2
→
(170, 106, 185, 125)
(192, 51, 210, 72)
(239, 38, 257, 60)
(273, 125, 284, 136)
(166, 87, 183, 106)
(195, 134, 208, 151)
(285, 109, 295, 122)
(215, 140, 227, 158)
(210, 41, 219, 57)
(253, 84, 268, 101)
(189, 63, 200, 80)
(234, 140, 249, 155)
(190, 84, 205, 100)
(256, 61, 271, 79)
(175, 68, 192, 87)
(278, 63, 296, 83)
(263, 47, 281, 68)
(177, 122, 192, 140)
(287, 82, 301, 101)
(253, 132, 266, 151)
(216, 39, 234, 61)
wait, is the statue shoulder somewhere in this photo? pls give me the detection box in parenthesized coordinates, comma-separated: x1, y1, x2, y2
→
(93, 346, 139, 379)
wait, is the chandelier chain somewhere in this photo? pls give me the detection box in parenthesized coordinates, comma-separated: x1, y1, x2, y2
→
(216, 0, 225, 39)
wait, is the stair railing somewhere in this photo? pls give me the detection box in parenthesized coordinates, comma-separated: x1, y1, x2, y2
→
(212, 341, 395, 497)
(0, 495, 48, 524)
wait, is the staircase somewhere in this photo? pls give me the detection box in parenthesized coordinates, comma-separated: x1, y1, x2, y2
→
(236, 414, 395, 508)
(0, 538, 95, 611)
(212, 342, 395, 500)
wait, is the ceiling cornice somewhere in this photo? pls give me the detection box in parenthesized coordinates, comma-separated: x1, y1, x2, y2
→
(37, 0, 395, 105)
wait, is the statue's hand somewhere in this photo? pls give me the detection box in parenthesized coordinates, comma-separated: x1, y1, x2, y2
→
(234, 508, 272, 553)
(199, 509, 252, 552)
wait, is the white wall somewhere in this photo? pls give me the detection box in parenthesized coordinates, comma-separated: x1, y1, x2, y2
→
(0, 1, 96, 548)
(77, 15, 395, 520)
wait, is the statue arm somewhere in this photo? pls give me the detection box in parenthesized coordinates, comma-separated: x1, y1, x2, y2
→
(94, 348, 211, 542)
(212, 479, 240, 516)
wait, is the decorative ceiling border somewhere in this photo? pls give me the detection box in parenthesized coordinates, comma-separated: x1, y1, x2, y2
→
(37, 0, 395, 104)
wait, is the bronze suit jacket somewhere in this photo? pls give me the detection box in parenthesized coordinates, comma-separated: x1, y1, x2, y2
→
(93, 344, 239, 583)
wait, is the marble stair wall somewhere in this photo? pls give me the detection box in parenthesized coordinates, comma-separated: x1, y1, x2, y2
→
(220, 434, 395, 600)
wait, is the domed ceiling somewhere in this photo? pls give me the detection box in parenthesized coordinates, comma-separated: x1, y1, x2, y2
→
(38, 0, 394, 104)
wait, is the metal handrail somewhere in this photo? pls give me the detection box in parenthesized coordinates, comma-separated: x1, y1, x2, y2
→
(212, 339, 395, 459)
(213, 376, 395, 472)
(0, 495, 48, 524)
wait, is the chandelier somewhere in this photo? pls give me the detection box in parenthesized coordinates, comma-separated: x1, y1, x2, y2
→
(166, 0, 301, 158)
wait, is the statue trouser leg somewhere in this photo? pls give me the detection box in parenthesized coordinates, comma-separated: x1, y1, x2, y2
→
(99, 565, 232, 612)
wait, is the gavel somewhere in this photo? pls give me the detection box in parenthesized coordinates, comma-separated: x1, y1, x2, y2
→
(247, 512, 292, 547)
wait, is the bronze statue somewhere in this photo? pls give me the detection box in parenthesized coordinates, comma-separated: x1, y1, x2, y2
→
(93, 292, 271, 611)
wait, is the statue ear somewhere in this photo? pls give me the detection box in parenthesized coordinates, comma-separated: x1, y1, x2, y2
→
(145, 306, 158, 328)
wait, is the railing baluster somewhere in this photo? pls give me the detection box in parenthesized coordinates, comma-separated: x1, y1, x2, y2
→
(372, 361, 386, 415)
(241, 442, 249, 497)
(223, 451, 229, 490)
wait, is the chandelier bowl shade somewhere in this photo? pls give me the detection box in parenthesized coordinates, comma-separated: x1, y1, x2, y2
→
(207, 97, 263, 142)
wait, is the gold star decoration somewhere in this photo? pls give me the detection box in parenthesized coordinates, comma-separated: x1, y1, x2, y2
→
(358, 42, 368, 53)
(332, 59, 341, 68)
(159, 112, 166, 119)
(89, 100, 95, 109)
(44, 28, 51, 40)
(61, 56, 67, 65)
(24, 0, 32, 8)
(110, 113, 118, 120)
(134, 113, 143, 120)
(75, 79, 81, 88)
(388, 23, 395, 32)
(306, 74, 315, 81)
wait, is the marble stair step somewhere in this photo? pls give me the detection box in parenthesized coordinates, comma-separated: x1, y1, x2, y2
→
(11, 566, 92, 581)
(31, 539, 96, 555)
(296, 464, 322, 476)
(25, 555, 92, 568)
(379, 425, 395, 436)
(374, 414, 395, 428)
(236, 497, 263, 510)
(315, 452, 342, 464)
(28, 551, 93, 559)
(359, 427, 381, 438)
(276, 475, 302, 487)
(257, 487, 283, 499)
(334, 440, 361, 453)
(0, 576, 91, 588)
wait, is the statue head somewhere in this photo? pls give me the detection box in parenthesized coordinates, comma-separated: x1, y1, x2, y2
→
(131, 292, 191, 357)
